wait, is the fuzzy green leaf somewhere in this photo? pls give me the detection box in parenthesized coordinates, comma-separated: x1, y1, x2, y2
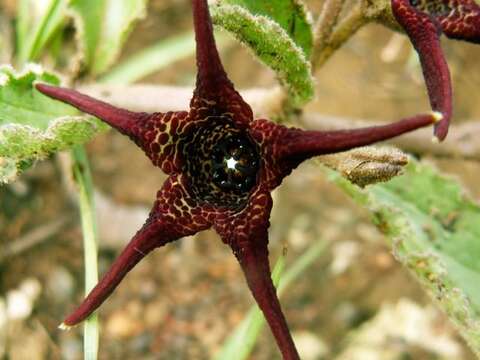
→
(211, 2, 314, 107)
(328, 159, 480, 356)
(68, 0, 148, 76)
(0, 65, 106, 183)
(221, 0, 313, 56)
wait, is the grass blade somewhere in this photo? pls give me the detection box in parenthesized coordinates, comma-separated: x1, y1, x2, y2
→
(100, 32, 196, 85)
(71, 146, 99, 360)
(16, 0, 67, 63)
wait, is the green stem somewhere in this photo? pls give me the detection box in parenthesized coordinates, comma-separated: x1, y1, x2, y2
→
(71, 146, 99, 360)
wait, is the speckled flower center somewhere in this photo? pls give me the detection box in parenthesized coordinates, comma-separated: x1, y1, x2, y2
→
(211, 135, 259, 192)
(409, 0, 451, 16)
(181, 116, 260, 208)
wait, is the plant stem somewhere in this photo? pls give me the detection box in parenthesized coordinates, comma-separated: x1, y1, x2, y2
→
(312, 2, 368, 71)
(71, 146, 99, 360)
(312, 0, 346, 65)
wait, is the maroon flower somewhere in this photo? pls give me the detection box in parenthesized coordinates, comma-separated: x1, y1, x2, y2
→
(391, 0, 480, 140)
(36, 0, 440, 358)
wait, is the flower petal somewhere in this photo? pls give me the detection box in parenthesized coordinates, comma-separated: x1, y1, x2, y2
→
(62, 175, 214, 327)
(249, 113, 437, 190)
(440, 0, 480, 42)
(190, 0, 253, 129)
(214, 188, 300, 360)
(391, 0, 453, 140)
(408, 0, 480, 42)
(35, 83, 189, 174)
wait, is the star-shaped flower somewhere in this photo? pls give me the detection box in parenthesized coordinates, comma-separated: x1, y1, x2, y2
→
(36, 0, 440, 358)
(391, 0, 480, 141)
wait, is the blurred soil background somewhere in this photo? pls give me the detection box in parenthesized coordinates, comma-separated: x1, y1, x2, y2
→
(1, 0, 480, 359)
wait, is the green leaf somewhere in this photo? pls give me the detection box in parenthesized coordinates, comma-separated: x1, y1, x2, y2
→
(68, 0, 148, 76)
(328, 159, 480, 356)
(221, 0, 313, 56)
(16, 0, 68, 63)
(100, 32, 197, 85)
(0, 65, 107, 183)
(211, 2, 314, 107)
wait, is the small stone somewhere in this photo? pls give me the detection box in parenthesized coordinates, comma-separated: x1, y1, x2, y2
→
(6, 278, 41, 320)
(144, 301, 168, 328)
(330, 241, 360, 275)
(60, 338, 82, 360)
(47, 267, 75, 302)
(293, 331, 329, 360)
(106, 309, 143, 339)
(7, 290, 32, 320)
(334, 302, 359, 327)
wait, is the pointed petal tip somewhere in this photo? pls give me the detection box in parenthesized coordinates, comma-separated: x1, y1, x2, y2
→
(34, 82, 66, 99)
(432, 111, 448, 142)
(433, 126, 448, 142)
(431, 111, 444, 123)
(34, 82, 50, 92)
(58, 322, 73, 331)
(34, 81, 57, 91)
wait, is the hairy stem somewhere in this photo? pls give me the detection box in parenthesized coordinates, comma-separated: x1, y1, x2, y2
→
(312, 0, 346, 70)
(313, 2, 368, 70)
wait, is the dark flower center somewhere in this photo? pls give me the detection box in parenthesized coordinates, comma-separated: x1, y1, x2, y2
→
(211, 135, 259, 192)
(181, 115, 260, 208)
(408, 0, 451, 16)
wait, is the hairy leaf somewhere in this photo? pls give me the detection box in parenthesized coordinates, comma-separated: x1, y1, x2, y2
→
(221, 0, 313, 56)
(68, 0, 148, 75)
(211, 2, 314, 107)
(329, 159, 480, 355)
(0, 65, 105, 183)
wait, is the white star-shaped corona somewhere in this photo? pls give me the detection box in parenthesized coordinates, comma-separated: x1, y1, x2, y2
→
(226, 157, 237, 170)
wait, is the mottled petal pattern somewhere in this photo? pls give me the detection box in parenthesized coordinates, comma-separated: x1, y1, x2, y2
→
(249, 113, 439, 190)
(35, 84, 191, 174)
(62, 175, 214, 327)
(35, 0, 442, 358)
(190, 0, 253, 129)
(392, 0, 453, 140)
(409, 0, 480, 42)
(392, 0, 480, 140)
(214, 188, 300, 360)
